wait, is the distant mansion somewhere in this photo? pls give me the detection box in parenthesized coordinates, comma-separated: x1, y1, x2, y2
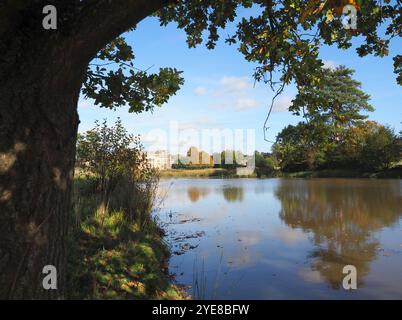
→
(146, 147, 255, 174)
(146, 150, 172, 170)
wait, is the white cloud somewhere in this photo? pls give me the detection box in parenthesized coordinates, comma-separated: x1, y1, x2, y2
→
(194, 86, 207, 96)
(142, 129, 168, 151)
(235, 230, 263, 246)
(208, 102, 227, 110)
(207, 76, 260, 112)
(299, 269, 324, 284)
(178, 116, 222, 130)
(272, 96, 293, 112)
(322, 60, 337, 70)
(273, 226, 307, 244)
(235, 98, 258, 111)
(218, 76, 251, 92)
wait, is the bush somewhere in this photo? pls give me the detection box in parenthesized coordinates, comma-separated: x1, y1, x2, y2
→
(255, 151, 279, 176)
(76, 118, 157, 221)
(272, 123, 328, 171)
(359, 125, 401, 171)
(68, 120, 186, 300)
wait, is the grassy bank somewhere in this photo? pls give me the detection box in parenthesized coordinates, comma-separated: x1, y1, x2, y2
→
(160, 167, 402, 179)
(161, 168, 239, 178)
(280, 167, 402, 179)
(67, 177, 187, 300)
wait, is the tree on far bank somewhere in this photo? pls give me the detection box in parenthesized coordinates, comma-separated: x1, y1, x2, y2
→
(273, 67, 401, 171)
(273, 122, 329, 171)
(358, 122, 401, 171)
(290, 66, 373, 128)
(273, 120, 401, 172)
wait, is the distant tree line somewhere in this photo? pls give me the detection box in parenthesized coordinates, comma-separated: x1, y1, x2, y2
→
(272, 121, 401, 172)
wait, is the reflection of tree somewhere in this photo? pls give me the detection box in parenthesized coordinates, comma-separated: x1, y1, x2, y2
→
(187, 186, 211, 203)
(222, 186, 244, 203)
(275, 179, 402, 289)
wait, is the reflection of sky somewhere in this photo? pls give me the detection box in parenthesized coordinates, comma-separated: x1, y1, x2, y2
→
(158, 178, 402, 299)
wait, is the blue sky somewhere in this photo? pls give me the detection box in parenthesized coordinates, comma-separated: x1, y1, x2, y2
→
(78, 12, 402, 153)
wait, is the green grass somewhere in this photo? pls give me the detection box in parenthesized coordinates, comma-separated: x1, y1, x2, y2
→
(161, 168, 236, 178)
(67, 177, 188, 300)
(160, 167, 402, 179)
(161, 168, 260, 178)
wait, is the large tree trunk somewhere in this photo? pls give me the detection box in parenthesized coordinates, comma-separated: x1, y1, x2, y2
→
(0, 0, 169, 299)
(0, 43, 84, 299)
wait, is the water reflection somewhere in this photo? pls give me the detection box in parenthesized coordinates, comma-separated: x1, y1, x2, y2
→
(161, 178, 402, 298)
(187, 186, 211, 203)
(275, 179, 402, 289)
(183, 184, 245, 203)
(222, 186, 244, 202)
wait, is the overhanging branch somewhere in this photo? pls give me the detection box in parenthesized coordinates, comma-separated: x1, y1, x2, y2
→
(72, 0, 175, 63)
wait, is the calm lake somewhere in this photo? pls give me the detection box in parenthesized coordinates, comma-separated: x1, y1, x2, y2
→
(157, 178, 402, 299)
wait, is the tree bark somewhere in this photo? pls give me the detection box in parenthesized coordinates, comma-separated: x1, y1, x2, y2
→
(0, 38, 85, 299)
(0, 0, 170, 299)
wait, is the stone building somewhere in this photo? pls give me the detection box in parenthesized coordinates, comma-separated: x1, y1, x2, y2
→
(146, 150, 172, 170)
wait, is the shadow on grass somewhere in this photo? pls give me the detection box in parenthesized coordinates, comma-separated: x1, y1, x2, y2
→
(67, 177, 188, 300)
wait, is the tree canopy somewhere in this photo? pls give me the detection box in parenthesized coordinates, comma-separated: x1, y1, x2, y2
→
(1, 1, 400, 117)
(272, 67, 401, 171)
(2, 1, 400, 118)
(4, 1, 398, 115)
(290, 66, 373, 126)
(89, 0, 402, 114)
(273, 66, 374, 167)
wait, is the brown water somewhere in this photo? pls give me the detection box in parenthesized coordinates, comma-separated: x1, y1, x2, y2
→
(158, 178, 402, 299)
